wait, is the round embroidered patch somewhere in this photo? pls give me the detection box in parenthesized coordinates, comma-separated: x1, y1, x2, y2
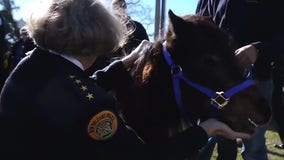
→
(88, 110, 118, 141)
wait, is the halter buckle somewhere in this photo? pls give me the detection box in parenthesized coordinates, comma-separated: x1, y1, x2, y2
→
(211, 91, 230, 109)
(171, 65, 182, 75)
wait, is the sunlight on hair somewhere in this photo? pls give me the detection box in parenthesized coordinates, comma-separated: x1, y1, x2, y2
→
(29, 0, 53, 20)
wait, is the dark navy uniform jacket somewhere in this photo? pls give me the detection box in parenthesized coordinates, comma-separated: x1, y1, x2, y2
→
(0, 47, 208, 160)
(196, 0, 284, 80)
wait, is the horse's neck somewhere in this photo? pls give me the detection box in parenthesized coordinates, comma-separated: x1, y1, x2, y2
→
(134, 48, 194, 141)
(117, 44, 196, 143)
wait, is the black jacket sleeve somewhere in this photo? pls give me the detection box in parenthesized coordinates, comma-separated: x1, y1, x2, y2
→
(93, 60, 132, 91)
(153, 126, 209, 159)
(117, 125, 209, 160)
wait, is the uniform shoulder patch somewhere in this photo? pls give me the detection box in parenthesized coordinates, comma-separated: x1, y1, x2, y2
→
(87, 110, 118, 141)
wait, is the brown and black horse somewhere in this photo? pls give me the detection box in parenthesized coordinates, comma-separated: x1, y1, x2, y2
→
(116, 10, 271, 144)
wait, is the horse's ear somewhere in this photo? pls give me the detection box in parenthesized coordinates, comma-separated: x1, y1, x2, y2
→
(168, 10, 190, 35)
(168, 10, 184, 29)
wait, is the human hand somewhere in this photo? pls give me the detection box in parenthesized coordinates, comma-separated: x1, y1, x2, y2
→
(199, 118, 251, 140)
(235, 44, 258, 69)
(121, 40, 152, 68)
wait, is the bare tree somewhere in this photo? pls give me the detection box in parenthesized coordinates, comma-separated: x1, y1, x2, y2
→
(125, 0, 155, 40)
(104, 0, 156, 40)
(0, 0, 19, 44)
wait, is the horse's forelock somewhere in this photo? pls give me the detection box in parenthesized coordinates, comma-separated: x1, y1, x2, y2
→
(130, 42, 163, 85)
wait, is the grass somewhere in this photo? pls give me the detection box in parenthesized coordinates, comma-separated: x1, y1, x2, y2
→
(210, 122, 284, 160)
(265, 130, 284, 160)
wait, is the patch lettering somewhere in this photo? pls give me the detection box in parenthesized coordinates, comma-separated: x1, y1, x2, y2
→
(88, 110, 118, 141)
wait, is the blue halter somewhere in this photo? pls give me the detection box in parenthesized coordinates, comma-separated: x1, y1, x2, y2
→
(162, 43, 255, 120)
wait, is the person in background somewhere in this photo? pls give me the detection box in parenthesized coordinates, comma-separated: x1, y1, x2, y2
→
(0, 13, 6, 55)
(272, 48, 284, 150)
(0, 0, 251, 159)
(11, 26, 35, 67)
(196, 0, 284, 159)
(0, 13, 9, 90)
(85, 0, 150, 73)
(111, 0, 149, 55)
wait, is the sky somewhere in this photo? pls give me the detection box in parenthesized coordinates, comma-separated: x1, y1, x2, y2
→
(11, 0, 199, 40)
(12, 0, 198, 21)
(12, 0, 50, 21)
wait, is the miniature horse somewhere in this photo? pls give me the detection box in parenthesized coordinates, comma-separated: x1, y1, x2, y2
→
(116, 10, 271, 143)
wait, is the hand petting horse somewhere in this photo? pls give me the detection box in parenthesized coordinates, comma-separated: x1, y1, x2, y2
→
(116, 10, 271, 144)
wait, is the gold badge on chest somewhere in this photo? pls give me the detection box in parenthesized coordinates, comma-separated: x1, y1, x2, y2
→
(88, 110, 118, 141)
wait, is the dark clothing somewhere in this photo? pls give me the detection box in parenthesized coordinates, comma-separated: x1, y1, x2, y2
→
(196, 0, 284, 80)
(124, 19, 149, 55)
(22, 38, 36, 55)
(85, 53, 122, 75)
(272, 62, 284, 142)
(0, 47, 208, 160)
(85, 20, 149, 73)
(11, 39, 25, 64)
(198, 137, 237, 160)
(0, 13, 8, 90)
(196, 0, 284, 158)
(11, 38, 35, 66)
(0, 13, 6, 56)
(0, 14, 5, 43)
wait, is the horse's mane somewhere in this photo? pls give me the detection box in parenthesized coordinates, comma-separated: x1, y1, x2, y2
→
(130, 41, 163, 85)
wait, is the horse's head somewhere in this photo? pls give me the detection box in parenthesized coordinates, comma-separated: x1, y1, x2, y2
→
(116, 10, 271, 143)
(164, 10, 271, 134)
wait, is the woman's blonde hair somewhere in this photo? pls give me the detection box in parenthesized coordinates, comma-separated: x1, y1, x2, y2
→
(27, 0, 129, 56)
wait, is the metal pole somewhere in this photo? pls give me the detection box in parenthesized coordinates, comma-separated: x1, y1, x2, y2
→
(154, 0, 161, 41)
(160, 0, 166, 38)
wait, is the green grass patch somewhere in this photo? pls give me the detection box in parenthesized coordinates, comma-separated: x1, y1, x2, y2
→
(265, 130, 284, 160)
(210, 126, 284, 160)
